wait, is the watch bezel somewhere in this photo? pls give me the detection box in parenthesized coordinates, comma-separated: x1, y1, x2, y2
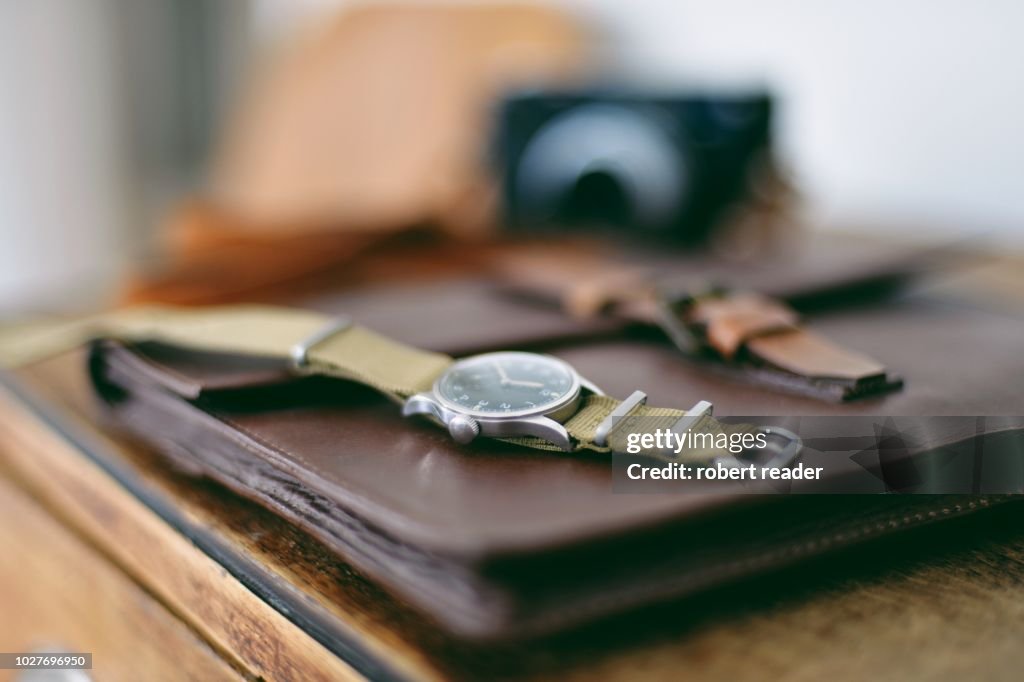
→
(432, 351, 582, 420)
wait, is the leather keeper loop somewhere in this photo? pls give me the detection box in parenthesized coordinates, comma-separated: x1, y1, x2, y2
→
(688, 292, 799, 359)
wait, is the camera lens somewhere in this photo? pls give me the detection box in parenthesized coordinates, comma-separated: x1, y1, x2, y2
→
(561, 168, 632, 227)
(512, 103, 688, 231)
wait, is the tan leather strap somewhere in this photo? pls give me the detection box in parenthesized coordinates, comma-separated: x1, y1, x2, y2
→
(685, 292, 886, 381)
(495, 251, 900, 400)
(746, 330, 886, 381)
(686, 292, 798, 359)
(563, 274, 889, 387)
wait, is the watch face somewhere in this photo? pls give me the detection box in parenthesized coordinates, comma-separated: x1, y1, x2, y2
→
(435, 352, 580, 418)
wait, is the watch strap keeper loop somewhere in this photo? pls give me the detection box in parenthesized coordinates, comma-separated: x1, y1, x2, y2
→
(289, 316, 353, 371)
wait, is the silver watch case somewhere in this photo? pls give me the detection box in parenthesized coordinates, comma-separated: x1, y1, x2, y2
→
(402, 351, 602, 451)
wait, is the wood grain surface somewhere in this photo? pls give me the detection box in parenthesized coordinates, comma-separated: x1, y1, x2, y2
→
(0, 474, 240, 682)
(0, 375, 368, 682)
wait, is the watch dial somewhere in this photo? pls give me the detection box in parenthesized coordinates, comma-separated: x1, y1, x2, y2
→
(436, 352, 577, 415)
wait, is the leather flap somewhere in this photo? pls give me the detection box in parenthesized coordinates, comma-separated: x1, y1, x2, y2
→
(99, 341, 295, 399)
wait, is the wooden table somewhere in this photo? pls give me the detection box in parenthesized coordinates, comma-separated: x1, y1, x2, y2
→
(1, 254, 1023, 681)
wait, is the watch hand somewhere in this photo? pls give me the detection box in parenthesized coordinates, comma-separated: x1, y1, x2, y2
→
(506, 379, 545, 389)
(494, 362, 510, 384)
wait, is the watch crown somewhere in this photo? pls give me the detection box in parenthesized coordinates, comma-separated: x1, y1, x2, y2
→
(448, 415, 480, 444)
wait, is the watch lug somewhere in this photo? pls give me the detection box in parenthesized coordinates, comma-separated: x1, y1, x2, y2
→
(521, 416, 573, 451)
(480, 415, 572, 451)
(580, 376, 604, 396)
(402, 393, 447, 421)
(404, 392, 574, 451)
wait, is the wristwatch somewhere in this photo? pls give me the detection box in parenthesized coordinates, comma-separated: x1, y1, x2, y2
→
(287, 313, 724, 454)
(402, 350, 603, 449)
(0, 304, 798, 462)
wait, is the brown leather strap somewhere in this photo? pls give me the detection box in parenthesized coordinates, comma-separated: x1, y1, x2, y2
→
(659, 289, 902, 400)
(687, 292, 798, 359)
(747, 330, 886, 381)
(495, 253, 902, 401)
(683, 291, 886, 380)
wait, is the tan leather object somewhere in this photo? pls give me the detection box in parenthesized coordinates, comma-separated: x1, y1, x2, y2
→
(122, 201, 511, 306)
(125, 5, 587, 305)
(686, 292, 887, 381)
(123, 201, 381, 306)
(746, 329, 886, 380)
(687, 292, 798, 358)
(494, 239, 911, 400)
(213, 3, 586, 233)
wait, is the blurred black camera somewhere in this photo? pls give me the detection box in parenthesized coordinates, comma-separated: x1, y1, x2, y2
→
(493, 90, 774, 243)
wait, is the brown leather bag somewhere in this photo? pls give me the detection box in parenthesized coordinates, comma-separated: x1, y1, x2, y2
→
(88, 268, 1024, 640)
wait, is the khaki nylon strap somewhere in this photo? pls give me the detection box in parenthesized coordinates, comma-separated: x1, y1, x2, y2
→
(508, 394, 751, 460)
(0, 305, 451, 402)
(0, 305, 747, 457)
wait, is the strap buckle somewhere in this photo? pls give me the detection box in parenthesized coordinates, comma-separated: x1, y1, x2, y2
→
(653, 284, 726, 354)
(598, 389, 802, 469)
(288, 316, 352, 372)
(593, 390, 714, 448)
